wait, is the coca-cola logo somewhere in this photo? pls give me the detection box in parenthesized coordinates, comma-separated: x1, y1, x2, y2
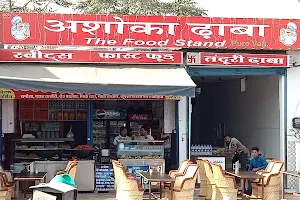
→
(128, 114, 152, 120)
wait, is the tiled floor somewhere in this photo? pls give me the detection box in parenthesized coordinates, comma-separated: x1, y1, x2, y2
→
(75, 191, 300, 200)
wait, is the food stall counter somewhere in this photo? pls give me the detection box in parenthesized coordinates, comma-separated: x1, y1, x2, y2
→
(117, 140, 165, 189)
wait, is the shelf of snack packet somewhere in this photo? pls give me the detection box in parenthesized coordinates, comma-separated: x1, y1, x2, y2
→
(12, 143, 96, 192)
(12, 138, 74, 160)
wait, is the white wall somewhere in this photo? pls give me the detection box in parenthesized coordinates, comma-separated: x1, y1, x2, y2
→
(164, 100, 175, 133)
(287, 66, 300, 126)
(286, 63, 300, 189)
(215, 76, 281, 159)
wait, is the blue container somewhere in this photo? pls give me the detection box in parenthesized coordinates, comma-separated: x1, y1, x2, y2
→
(50, 173, 76, 188)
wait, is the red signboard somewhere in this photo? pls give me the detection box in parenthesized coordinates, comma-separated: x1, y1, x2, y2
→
(0, 49, 183, 64)
(0, 88, 181, 100)
(127, 114, 153, 121)
(1, 12, 300, 50)
(187, 52, 291, 67)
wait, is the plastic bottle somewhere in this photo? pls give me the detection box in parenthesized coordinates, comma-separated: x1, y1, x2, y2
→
(206, 145, 209, 155)
(199, 144, 203, 155)
(205, 145, 208, 155)
(203, 144, 207, 155)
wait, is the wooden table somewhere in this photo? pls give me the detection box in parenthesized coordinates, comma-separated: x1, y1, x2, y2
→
(14, 172, 47, 200)
(280, 171, 300, 199)
(137, 172, 175, 200)
(225, 171, 265, 200)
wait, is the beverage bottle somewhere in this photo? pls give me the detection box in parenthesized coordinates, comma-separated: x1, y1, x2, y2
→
(199, 145, 203, 155)
(191, 145, 195, 156)
(203, 145, 207, 155)
(207, 145, 210, 155)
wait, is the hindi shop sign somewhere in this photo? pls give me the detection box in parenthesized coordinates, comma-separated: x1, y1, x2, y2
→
(0, 89, 181, 100)
(187, 52, 292, 67)
(0, 49, 183, 64)
(1, 12, 300, 50)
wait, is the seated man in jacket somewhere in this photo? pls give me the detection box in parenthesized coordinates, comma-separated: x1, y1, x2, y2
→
(246, 146, 268, 195)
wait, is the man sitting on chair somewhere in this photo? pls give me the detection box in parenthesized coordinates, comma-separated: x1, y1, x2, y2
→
(245, 147, 268, 195)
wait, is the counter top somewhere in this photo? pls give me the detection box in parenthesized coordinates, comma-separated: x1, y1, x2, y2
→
(34, 160, 95, 164)
(191, 155, 226, 157)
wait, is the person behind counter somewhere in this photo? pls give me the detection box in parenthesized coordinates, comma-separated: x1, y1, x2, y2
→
(140, 126, 154, 140)
(127, 128, 135, 140)
(113, 127, 129, 150)
(224, 134, 249, 170)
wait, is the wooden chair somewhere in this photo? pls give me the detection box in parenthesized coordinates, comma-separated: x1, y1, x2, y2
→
(0, 166, 13, 186)
(165, 164, 199, 200)
(112, 161, 144, 200)
(0, 173, 12, 200)
(169, 160, 193, 178)
(202, 160, 217, 200)
(0, 165, 14, 199)
(252, 172, 281, 200)
(251, 160, 284, 200)
(165, 160, 193, 189)
(57, 160, 78, 179)
(112, 160, 126, 200)
(196, 159, 208, 198)
(211, 163, 238, 200)
(251, 159, 276, 184)
(66, 161, 78, 180)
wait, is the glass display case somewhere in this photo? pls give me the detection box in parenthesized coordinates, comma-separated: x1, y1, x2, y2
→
(117, 140, 164, 159)
(117, 140, 165, 188)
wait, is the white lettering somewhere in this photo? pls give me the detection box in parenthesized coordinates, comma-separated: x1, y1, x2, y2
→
(203, 54, 244, 65)
(98, 52, 142, 60)
(187, 23, 270, 38)
(230, 24, 269, 37)
(175, 39, 186, 46)
(135, 40, 145, 45)
(12, 50, 73, 61)
(123, 38, 135, 45)
(45, 17, 178, 36)
(174, 39, 226, 47)
(44, 20, 67, 32)
(248, 57, 284, 65)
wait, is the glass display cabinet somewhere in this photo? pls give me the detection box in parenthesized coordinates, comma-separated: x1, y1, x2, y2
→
(117, 140, 165, 175)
